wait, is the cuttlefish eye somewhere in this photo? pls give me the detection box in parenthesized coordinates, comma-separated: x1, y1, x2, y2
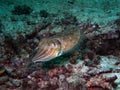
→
(32, 38, 62, 62)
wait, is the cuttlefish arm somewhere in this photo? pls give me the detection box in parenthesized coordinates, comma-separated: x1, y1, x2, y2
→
(32, 29, 82, 63)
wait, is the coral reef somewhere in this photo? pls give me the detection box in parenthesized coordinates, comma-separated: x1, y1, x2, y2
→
(0, 0, 120, 90)
(0, 20, 120, 89)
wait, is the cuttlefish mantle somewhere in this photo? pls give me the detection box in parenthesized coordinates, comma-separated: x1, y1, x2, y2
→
(32, 29, 83, 63)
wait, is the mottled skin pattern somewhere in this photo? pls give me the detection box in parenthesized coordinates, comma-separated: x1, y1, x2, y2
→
(54, 30, 81, 52)
(32, 29, 82, 62)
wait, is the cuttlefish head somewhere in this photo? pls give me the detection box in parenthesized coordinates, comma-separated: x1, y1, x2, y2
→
(32, 38, 63, 62)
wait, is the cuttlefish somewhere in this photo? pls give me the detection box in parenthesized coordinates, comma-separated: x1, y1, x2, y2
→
(32, 28, 84, 63)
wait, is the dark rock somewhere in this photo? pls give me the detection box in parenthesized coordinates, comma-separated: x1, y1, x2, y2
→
(0, 20, 4, 33)
(116, 12, 120, 16)
(40, 10, 49, 18)
(61, 13, 77, 25)
(6, 81, 13, 87)
(5, 66, 14, 74)
(12, 5, 33, 15)
(0, 76, 8, 84)
(11, 79, 21, 87)
(114, 18, 120, 26)
(68, 0, 75, 4)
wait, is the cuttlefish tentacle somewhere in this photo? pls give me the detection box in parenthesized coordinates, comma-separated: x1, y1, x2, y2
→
(32, 29, 82, 62)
